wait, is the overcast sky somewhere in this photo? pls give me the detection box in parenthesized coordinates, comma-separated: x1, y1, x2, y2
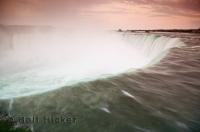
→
(0, 0, 200, 29)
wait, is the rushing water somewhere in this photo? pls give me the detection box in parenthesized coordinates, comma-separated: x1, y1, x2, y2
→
(0, 30, 200, 132)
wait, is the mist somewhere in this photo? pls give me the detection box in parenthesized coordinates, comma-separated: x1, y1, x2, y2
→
(0, 27, 142, 74)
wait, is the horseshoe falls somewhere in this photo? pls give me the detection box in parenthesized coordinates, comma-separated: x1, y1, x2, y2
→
(0, 28, 183, 99)
(0, 26, 200, 132)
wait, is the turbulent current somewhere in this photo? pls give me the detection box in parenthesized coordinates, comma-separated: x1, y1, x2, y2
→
(0, 27, 200, 132)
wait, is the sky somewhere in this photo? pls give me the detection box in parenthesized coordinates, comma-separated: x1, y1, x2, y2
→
(0, 0, 200, 29)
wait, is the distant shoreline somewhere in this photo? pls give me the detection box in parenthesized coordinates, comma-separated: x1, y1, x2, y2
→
(0, 24, 200, 34)
(117, 28, 200, 33)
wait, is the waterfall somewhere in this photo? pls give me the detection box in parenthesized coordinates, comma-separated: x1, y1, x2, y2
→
(0, 28, 184, 99)
(123, 34, 184, 66)
(8, 98, 14, 116)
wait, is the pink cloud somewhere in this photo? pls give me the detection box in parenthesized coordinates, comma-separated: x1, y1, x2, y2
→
(0, 0, 199, 28)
